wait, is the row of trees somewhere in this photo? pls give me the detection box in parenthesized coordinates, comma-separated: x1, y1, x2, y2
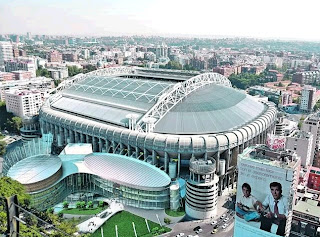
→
(228, 72, 267, 90)
(159, 61, 197, 71)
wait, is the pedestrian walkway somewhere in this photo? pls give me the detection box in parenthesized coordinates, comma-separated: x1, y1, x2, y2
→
(77, 201, 123, 233)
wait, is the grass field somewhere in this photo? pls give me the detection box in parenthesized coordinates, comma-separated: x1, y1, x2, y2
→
(60, 207, 106, 215)
(91, 211, 170, 237)
(165, 208, 185, 217)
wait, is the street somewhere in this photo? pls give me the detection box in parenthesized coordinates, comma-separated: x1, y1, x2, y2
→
(163, 209, 235, 237)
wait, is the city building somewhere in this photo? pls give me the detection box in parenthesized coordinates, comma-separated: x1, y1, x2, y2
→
(234, 145, 300, 237)
(0, 41, 13, 71)
(286, 130, 313, 167)
(5, 58, 36, 77)
(293, 71, 320, 85)
(39, 66, 277, 208)
(300, 85, 317, 112)
(11, 70, 32, 80)
(248, 86, 280, 105)
(47, 67, 68, 80)
(0, 76, 53, 101)
(62, 52, 78, 62)
(0, 72, 14, 81)
(20, 116, 41, 142)
(5, 89, 44, 117)
(306, 166, 320, 191)
(292, 199, 320, 236)
(47, 50, 62, 63)
(302, 114, 320, 168)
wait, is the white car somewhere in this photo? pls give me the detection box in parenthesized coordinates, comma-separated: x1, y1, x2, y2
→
(195, 229, 203, 234)
(222, 224, 228, 229)
(211, 221, 218, 225)
(223, 217, 230, 222)
(220, 214, 226, 219)
(180, 233, 185, 237)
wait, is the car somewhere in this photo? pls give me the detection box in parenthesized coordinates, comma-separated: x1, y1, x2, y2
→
(176, 235, 180, 237)
(195, 228, 202, 234)
(193, 226, 201, 231)
(223, 217, 230, 222)
(222, 224, 228, 229)
(179, 233, 185, 237)
(211, 229, 218, 234)
(213, 225, 218, 229)
(220, 214, 226, 219)
(211, 221, 217, 225)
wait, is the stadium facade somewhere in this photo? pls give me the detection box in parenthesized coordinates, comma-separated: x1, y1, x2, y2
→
(4, 67, 277, 218)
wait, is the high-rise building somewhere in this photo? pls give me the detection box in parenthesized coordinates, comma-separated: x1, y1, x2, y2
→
(47, 50, 62, 63)
(234, 145, 300, 237)
(5, 58, 36, 77)
(5, 89, 44, 117)
(302, 114, 320, 167)
(286, 130, 313, 167)
(0, 41, 13, 71)
(300, 85, 316, 112)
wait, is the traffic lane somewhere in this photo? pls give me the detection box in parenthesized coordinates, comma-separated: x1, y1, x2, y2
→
(164, 210, 235, 236)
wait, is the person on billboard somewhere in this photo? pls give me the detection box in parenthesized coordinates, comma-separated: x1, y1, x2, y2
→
(260, 182, 287, 236)
(236, 183, 261, 221)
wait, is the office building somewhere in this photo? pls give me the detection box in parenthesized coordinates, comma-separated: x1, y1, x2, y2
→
(234, 145, 300, 237)
(47, 66, 68, 79)
(293, 71, 320, 85)
(286, 130, 313, 167)
(47, 51, 62, 63)
(300, 85, 317, 112)
(0, 41, 13, 71)
(5, 89, 43, 117)
(302, 114, 320, 168)
(5, 58, 36, 77)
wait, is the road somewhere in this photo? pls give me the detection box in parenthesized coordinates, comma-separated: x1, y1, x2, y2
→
(163, 210, 235, 237)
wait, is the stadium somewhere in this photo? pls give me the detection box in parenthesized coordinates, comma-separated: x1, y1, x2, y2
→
(4, 67, 277, 218)
(40, 67, 277, 189)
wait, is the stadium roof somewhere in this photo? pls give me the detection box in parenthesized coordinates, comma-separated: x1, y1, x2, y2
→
(7, 155, 62, 185)
(84, 153, 171, 190)
(155, 84, 265, 134)
(49, 70, 267, 134)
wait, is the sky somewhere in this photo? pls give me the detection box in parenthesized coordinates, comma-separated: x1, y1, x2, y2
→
(1, 0, 320, 41)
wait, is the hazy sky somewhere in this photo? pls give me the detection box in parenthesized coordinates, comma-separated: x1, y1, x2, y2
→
(1, 0, 320, 41)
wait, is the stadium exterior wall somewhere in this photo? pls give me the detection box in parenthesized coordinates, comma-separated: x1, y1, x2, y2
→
(39, 100, 277, 192)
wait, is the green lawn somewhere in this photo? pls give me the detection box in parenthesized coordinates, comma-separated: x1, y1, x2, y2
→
(60, 207, 106, 215)
(91, 211, 171, 237)
(165, 208, 185, 217)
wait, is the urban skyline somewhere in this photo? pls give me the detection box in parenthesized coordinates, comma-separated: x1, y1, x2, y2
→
(2, 0, 320, 41)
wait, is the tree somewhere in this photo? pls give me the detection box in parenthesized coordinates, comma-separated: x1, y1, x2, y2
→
(164, 217, 171, 224)
(76, 201, 82, 209)
(62, 201, 69, 209)
(0, 140, 6, 156)
(0, 177, 30, 233)
(98, 201, 104, 207)
(36, 66, 50, 78)
(67, 66, 83, 77)
(6, 116, 22, 133)
(87, 201, 93, 208)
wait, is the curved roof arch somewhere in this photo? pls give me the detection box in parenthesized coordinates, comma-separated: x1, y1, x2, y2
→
(135, 72, 232, 132)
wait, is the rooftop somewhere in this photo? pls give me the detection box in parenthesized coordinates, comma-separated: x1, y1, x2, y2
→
(294, 199, 320, 218)
(240, 145, 300, 169)
(7, 154, 62, 185)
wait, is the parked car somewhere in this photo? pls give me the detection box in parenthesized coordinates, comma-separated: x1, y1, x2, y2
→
(222, 224, 228, 229)
(211, 221, 217, 225)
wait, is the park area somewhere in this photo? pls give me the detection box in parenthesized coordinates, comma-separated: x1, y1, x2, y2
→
(91, 211, 170, 237)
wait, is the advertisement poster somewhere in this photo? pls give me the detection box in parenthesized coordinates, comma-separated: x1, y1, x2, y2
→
(234, 158, 296, 237)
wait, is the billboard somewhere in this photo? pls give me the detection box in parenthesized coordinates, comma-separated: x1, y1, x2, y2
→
(234, 158, 297, 237)
(266, 134, 286, 151)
